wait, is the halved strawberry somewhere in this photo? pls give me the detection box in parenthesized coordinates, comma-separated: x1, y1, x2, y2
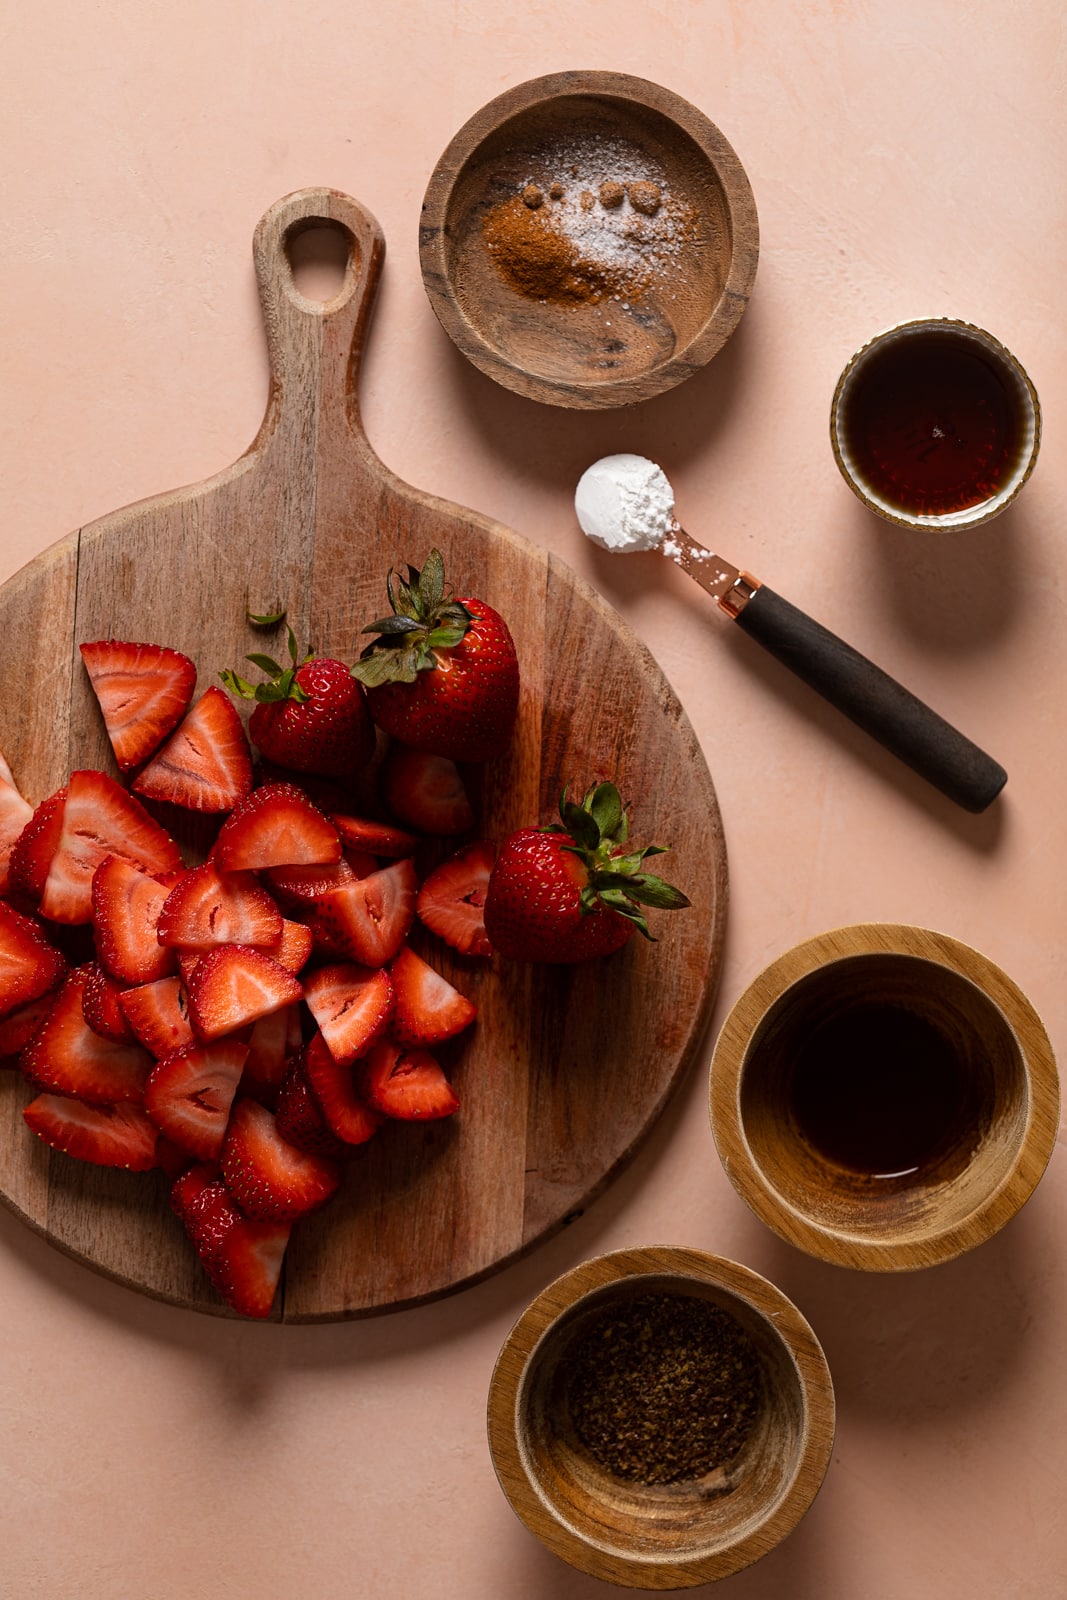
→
(81, 961, 135, 1043)
(261, 853, 359, 911)
(302, 1030, 383, 1146)
(0, 750, 33, 898)
(0, 993, 59, 1058)
(0, 901, 68, 1018)
(389, 946, 476, 1046)
(303, 963, 394, 1065)
(133, 686, 253, 812)
(23, 1093, 159, 1169)
(213, 782, 341, 873)
(22, 967, 152, 1103)
(9, 787, 68, 903)
(381, 744, 474, 836)
(186, 944, 303, 1040)
(144, 1038, 249, 1161)
(415, 839, 495, 957)
(80, 639, 197, 773)
(91, 855, 179, 984)
(221, 1096, 342, 1220)
(39, 770, 182, 925)
(241, 1003, 302, 1101)
(262, 919, 313, 975)
(358, 1039, 459, 1120)
(118, 975, 196, 1057)
(156, 863, 283, 951)
(274, 1046, 351, 1159)
(171, 1164, 289, 1318)
(306, 857, 417, 967)
(329, 813, 419, 859)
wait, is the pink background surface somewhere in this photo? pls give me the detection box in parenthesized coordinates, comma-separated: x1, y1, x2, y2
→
(1, 2, 1065, 1595)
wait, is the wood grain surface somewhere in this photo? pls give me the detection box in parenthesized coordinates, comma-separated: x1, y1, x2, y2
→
(709, 924, 1059, 1271)
(419, 71, 759, 409)
(486, 1246, 835, 1588)
(0, 188, 728, 1320)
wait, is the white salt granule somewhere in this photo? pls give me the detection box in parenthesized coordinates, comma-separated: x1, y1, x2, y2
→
(574, 454, 676, 552)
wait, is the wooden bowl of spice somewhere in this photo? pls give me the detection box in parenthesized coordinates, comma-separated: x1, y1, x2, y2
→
(709, 924, 1060, 1272)
(487, 1247, 834, 1588)
(420, 72, 759, 409)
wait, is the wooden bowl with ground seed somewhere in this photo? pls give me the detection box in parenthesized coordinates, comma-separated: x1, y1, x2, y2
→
(419, 72, 759, 409)
(486, 1247, 834, 1589)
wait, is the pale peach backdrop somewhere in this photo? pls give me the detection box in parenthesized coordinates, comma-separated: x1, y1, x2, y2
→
(1, 2, 1065, 1596)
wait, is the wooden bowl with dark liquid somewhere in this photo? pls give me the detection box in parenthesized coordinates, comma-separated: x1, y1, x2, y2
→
(419, 71, 759, 409)
(487, 1247, 834, 1589)
(709, 924, 1060, 1271)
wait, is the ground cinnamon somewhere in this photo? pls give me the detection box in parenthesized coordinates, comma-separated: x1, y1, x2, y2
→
(482, 194, 628, 305)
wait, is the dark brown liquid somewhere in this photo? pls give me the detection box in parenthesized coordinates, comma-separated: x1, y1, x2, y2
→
(789, 1004, 965, 1178)
(843, 331, 1022, 516)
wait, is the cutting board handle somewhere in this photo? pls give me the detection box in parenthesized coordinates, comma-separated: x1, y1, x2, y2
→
(251, 187, 386, 445)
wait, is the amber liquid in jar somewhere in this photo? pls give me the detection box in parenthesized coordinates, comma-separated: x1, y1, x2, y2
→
(842, 331, 1023, 517)
(788, 1004, 967, 1180)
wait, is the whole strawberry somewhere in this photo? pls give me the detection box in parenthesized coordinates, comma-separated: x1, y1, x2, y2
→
(483, 781, 689, 964)
(221, 617, 375, 779)
(351, 549, 519, 762)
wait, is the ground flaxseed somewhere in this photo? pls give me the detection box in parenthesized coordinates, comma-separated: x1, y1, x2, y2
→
(564, 1292, 763, 1485)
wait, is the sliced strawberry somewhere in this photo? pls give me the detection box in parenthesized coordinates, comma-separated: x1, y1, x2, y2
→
(306, 857, 417, 968)
(171, 1164, 289, 1319)
(91, 855, 179, 984)
(0, 993, 59, 1058)
(132, 686, 253, 812)
(8, 787, 68, 903)
(381, 745, 474, 835)
(81, 961, 135, 1043)
(329, 813, 419, 859)
(415, 839, 495, 957)
(144, 1038, 249, 1161)
(0, 901, 68, 1018)
(213, 1214, 290, 1319)
(213, 782, 341, 873)
(79, 639, 197, 773)
(186, 944, 303, 1040)
(303, 962, 394, 1065)
(359, 1040, 459, 1120)
(389, 945, 476, 1046)
(274, 1045, 351, 1160)
(241, 1003, 301, 1100)
(23, 1093, 159, 1169)
(22, 967, 152, 1103)
(262, 919, 313, 975)
(302, 1030, 383, 1146)
(118, 975, 196, 1057)
(221, 1096, 342, 1221)
(0, 751, 33, 898)
(156, 863, 283, 951)
(39, 770, 182, 925)
(177, 951, 202, 986)
(261, 853, 359, 911)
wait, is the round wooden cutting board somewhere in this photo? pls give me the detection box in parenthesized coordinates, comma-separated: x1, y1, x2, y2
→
(0, 189, 727, 1320)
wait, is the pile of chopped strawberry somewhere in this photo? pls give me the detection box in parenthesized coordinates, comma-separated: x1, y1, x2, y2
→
(0, 566, 690, 1319)
(0, 624, 500, 1321)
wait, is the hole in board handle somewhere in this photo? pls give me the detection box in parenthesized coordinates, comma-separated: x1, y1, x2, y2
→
(284, 220, 353, 303)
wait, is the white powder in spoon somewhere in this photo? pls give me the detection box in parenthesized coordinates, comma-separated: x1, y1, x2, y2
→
(574, 454, 676, 552)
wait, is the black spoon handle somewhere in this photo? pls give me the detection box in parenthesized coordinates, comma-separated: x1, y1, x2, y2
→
(732, 585, 1006, 813)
